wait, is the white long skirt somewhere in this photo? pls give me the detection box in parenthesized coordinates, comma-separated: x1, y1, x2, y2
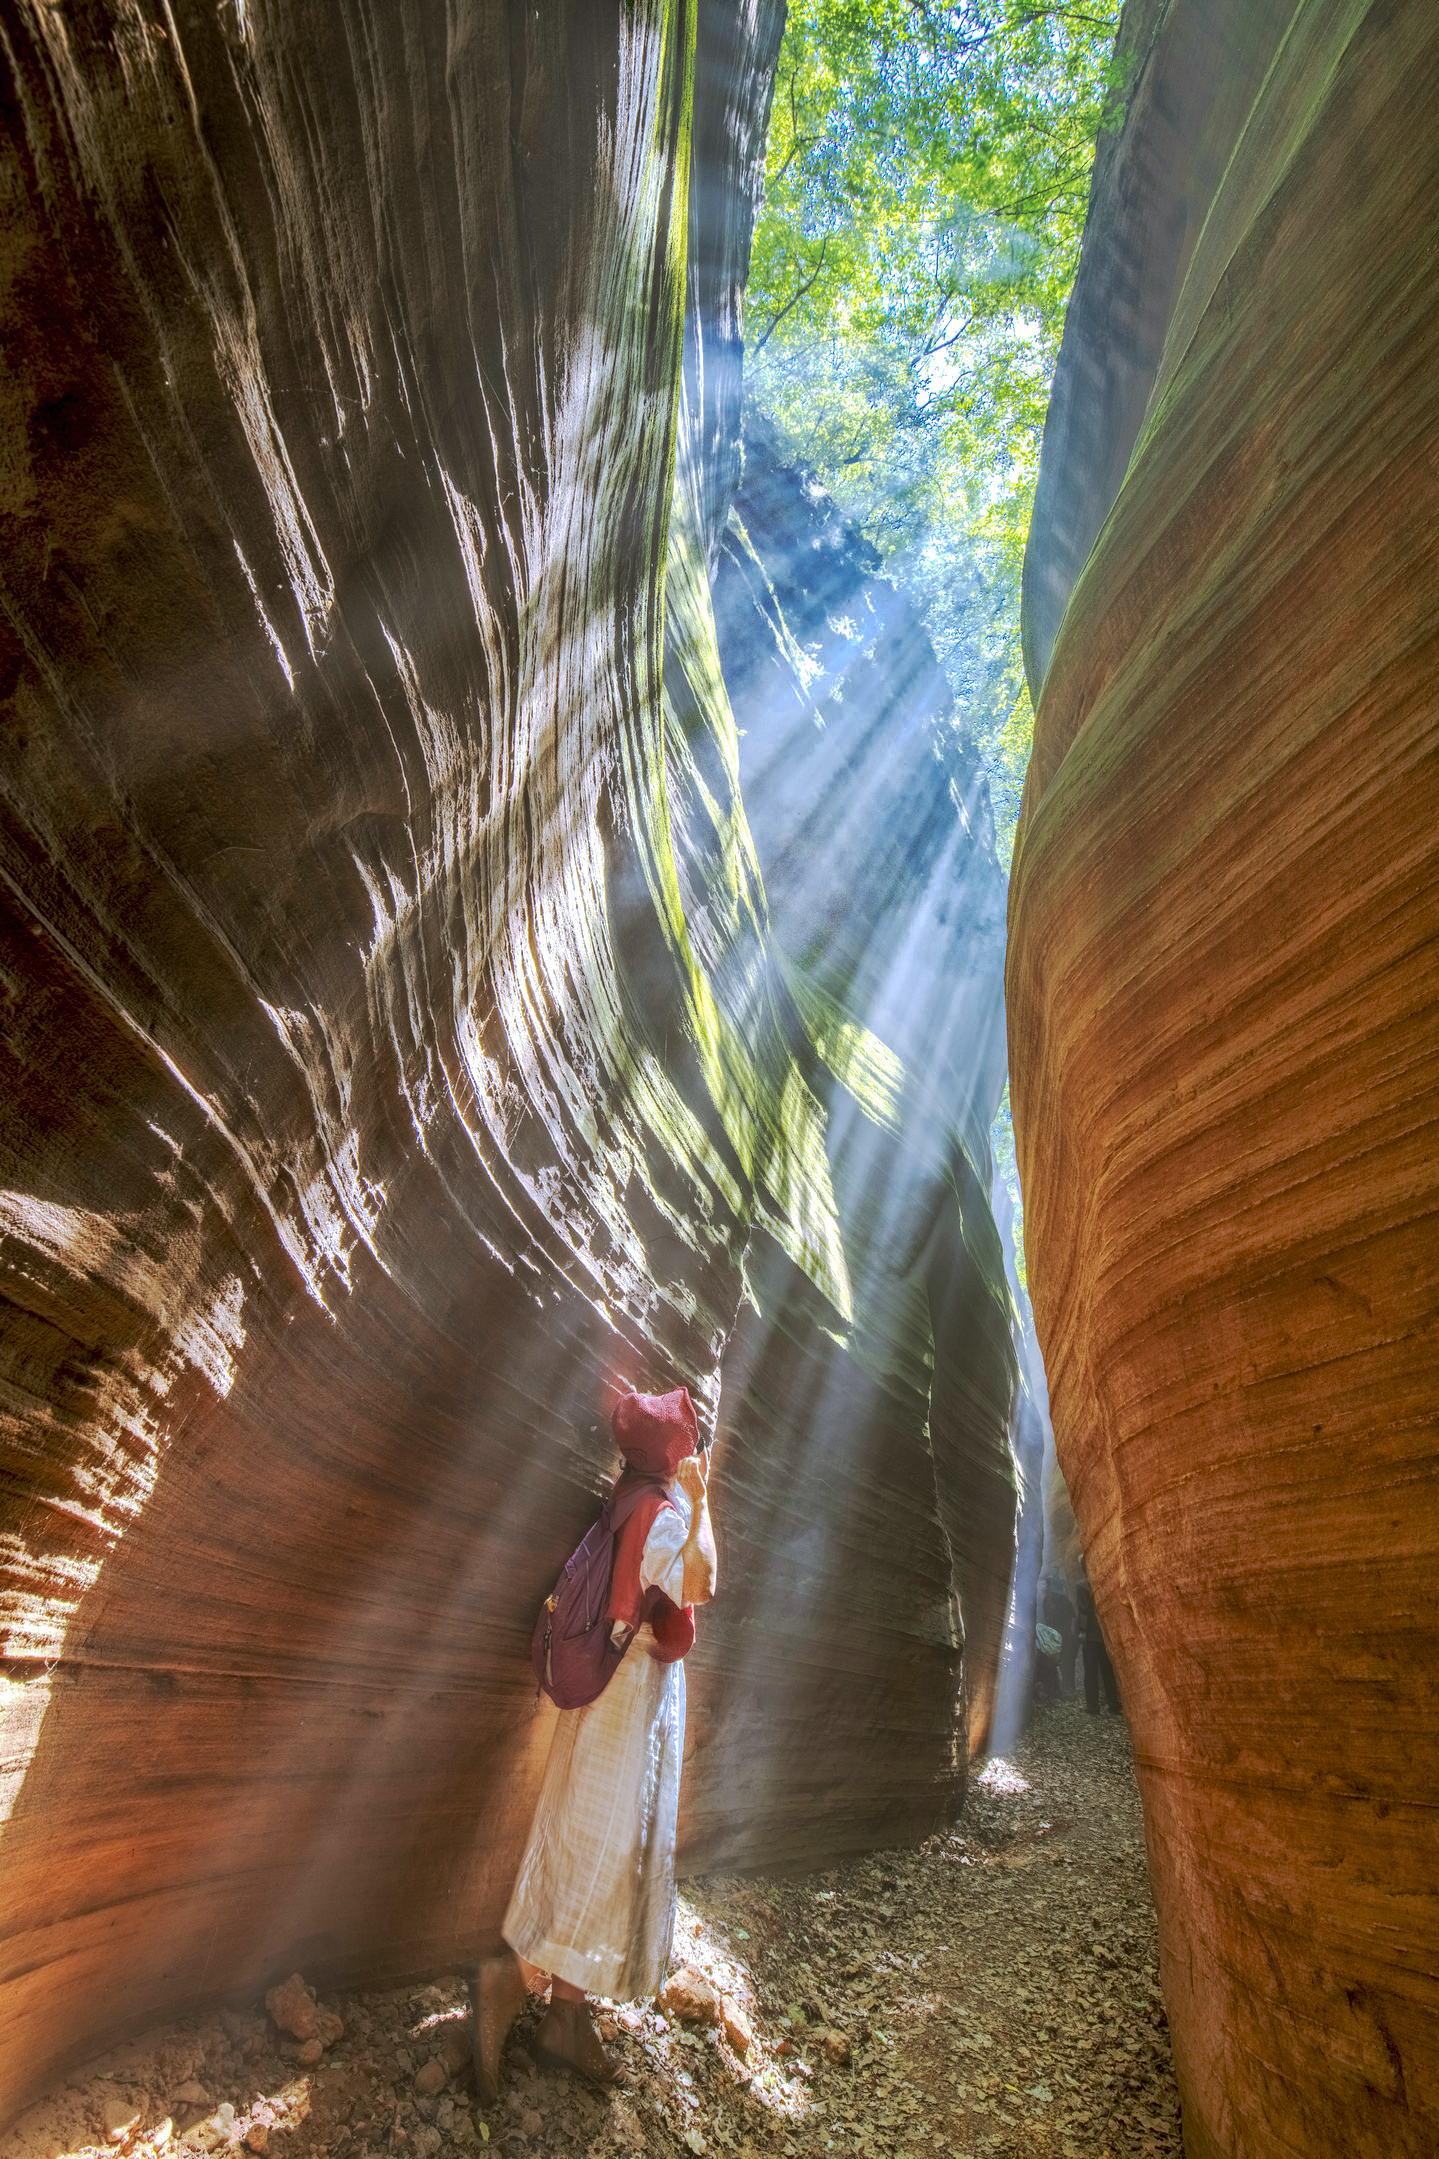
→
(503, 1626, 684, 2000)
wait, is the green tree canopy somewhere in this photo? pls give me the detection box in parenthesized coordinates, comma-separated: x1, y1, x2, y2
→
(745, 0, 1124, 866)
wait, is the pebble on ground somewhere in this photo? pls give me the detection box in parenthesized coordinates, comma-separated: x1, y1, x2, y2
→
(2, 1698, 1183, 2159)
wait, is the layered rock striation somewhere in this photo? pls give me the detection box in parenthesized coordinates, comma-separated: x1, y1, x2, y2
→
(1009, 1, 1439, 2152)
(0, 0, 1016, 2115)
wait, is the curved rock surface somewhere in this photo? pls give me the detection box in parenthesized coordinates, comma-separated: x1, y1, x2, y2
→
(1020, 0, 1299, 696)
(1009, 2, 1439, 2152)
(0, 0, 1017, 2117)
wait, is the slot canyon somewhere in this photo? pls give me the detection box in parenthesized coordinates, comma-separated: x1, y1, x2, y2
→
(0, 4, 1433, 2159)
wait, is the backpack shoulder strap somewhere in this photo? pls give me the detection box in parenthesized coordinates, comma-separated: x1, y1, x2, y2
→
(605, 1476, 670, 1530)
(605, 1478, 675, 1630)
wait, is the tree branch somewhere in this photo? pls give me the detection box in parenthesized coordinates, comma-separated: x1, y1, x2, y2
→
(770, 67, 812, 185)
(752, 234, 831, 355)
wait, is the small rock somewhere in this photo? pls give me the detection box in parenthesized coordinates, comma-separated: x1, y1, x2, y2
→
(719, 1996, 753, 2058)
(172, 2085, 210, 2111)
(437, 2025, 471, 2077)
(244, 2131, 267, 2155)
(264, 1975, 318, 2042)
(775, 2040, 794, 2059)
(519, 2111, 543, 2138)
(295, 2039, 324, 2068)
(660, 1968, 720, 2026)
(414, 2060, 447, 2098)
(411, 2131, 441, 2159)
(102, 2099, 143, 2142)
(821, 2029, 852, 2067)
(315, 2009, 345, 2049)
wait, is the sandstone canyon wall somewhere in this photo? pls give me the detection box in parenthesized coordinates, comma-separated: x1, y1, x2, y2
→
(1009, 1, 1439, 2153)
(0, 0, 1018, 2116)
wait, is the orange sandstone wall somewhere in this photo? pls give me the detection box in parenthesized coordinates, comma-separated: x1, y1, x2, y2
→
(1008, 2, 1439, 2153)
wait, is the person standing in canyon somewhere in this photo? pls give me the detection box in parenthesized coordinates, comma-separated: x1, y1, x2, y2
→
(471, 1388, 718, 2095)
(1076, 1556, 1120, 1716)
(1042, 1572, 1077, 1694)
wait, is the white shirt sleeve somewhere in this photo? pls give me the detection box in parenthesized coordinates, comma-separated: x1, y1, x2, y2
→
(639, 1491, 690, 1606)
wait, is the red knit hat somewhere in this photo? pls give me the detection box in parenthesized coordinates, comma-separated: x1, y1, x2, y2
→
(611, 1386, 699, 1477)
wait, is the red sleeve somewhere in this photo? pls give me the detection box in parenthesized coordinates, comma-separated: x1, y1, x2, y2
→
(647, 1594, 696, 1663)
(606, 1487, 667, 1628)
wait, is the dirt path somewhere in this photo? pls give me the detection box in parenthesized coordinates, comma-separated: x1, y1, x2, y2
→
(4, 1698, 1183, 2159)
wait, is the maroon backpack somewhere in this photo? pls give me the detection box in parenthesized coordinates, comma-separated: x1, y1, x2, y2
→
(531, 1477, 671, 1710)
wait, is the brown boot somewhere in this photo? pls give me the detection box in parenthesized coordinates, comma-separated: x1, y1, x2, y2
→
(533, 1997, 619, 2087)
(472, 1950, 527, 2105)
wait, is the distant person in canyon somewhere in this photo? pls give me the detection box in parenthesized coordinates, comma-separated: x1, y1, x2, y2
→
(1076, 1557, 1121, 1716)
(1033, 1619, 1064, 1699)
(472, 1387, 719, 2096)
(1042, 1573, 1077, 1693)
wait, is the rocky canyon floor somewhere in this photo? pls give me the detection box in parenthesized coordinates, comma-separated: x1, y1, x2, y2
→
(4, 1700, 1182, 2159)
